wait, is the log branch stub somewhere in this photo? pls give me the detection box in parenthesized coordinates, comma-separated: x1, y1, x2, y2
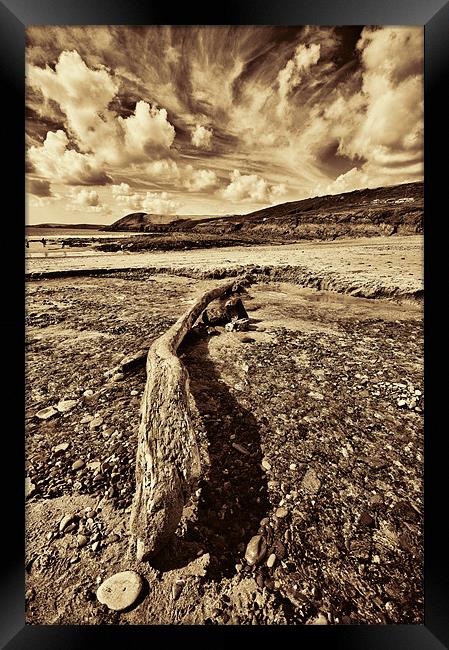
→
(129, 278, 242, 561)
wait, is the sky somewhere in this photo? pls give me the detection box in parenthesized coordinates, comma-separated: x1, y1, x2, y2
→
(25, 25, 424, 225)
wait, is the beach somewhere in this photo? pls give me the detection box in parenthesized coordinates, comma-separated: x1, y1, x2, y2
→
(25, 233, 423, 624)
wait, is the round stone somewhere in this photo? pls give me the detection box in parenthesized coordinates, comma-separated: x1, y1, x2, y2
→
(275, 507, 288, 519)
(97, 571, 144, 611)
(72, 459, 85, 471)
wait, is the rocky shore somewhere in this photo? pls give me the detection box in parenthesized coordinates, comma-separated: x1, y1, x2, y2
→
(25, 271, 423, 624)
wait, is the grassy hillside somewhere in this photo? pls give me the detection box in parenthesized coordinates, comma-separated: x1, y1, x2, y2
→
(100, 181, 423, 251)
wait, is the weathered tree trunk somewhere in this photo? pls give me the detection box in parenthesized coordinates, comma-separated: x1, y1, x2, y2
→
(129, 279, 240, 561)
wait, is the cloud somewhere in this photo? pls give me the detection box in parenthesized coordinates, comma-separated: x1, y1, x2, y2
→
(72, 189, 100, 207)
(112, 182, 132, 196)
(28, 130, 112, 185)
(118, 101, 175, 159)
(69, 188, 109, 213)
(183, 166, 218, 192)
(223, 169, 286, 203)
(142, 191, 179, 214)
(28, 50, 177, 172)
(191, 124, 213, 150)
(277, 43, 321, 116)
(28, 178, 52, 197)
(111, 186, 180, 214)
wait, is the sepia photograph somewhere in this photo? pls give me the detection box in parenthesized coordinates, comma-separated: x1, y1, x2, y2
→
(25, 25, 424, 626)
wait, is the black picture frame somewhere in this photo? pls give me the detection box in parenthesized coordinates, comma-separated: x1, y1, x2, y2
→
(2, 0, 447, 647)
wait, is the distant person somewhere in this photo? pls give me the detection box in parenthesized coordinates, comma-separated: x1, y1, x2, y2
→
(41, 237, 47, 247)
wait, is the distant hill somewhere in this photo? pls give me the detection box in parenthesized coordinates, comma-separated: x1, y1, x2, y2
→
(28, 223, 104, 229)
(102, 212, 209, 232)
(105, 181, 423, 240)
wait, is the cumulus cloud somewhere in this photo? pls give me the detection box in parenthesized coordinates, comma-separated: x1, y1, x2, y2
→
(223, 170, 286, 204)
(118, 101, 175, 158)
(28, 178, 52, 197)
(142, 191, 179, 214)
(28, 50, 177, 174)
(28, 130, 112, 185)
(183, 167, 218, 192)
(191, 124, 213, 150)
(68, 188, 109, 213)
(112, 182, 132, 196)
(111, 186, 179, 214)
(72, 189, 100, 207)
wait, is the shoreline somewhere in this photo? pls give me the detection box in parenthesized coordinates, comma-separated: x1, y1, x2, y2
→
(25, 235, 423, 302)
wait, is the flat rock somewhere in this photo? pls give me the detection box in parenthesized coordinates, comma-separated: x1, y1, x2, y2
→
(301, 468, 321, 494)
(72, 459, 85, 471)
(81, 415, 94, 424)
(53, 442, 70, 454)
(57, 399, 77, 413)
(245, 535, 267, 565)
(36, 406, 58, 420)
(89, 416, 104, 430)
(97, 571, 144, 611)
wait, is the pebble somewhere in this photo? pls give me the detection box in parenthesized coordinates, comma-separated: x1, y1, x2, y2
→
(232, 442, 250, 455)
(89, 416, 104, 430)
(97, 571, 144, 611)
(87, 461, 101, 471)
(308, 392, 324, 400)
(92, 541, 100, 552)
(77, 534, 89, 548)
(59, 513, 77, 533)
(301, 468, 321, 495)
(36, 406, 58, 420)
(130, 390, 139, 396)
(53, 442, 70, 454)
(57, 399, 77, 413)
(172, 580, 184, 600)
(266, 553, 276, 568)
(25, 477, 36, 499)
(112, 373, 125, 382)
(308, 612, 328, 625)
(83, 389, 94, 397)
(72, 459, 85, 471)
(397, 399, 407, 407)
(359, 511, 375, 527)
(275, 507, 288, 519)
(245, 535, 267, 565)
(81, 415, 94, 424)
(261, 459, 271, 471)
(289, 463, 297, 470)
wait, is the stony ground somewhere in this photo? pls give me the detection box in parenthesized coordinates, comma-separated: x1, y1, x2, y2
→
(25, 270, 423, 625)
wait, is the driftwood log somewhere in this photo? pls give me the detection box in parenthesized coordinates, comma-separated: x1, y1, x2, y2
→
(129, 279, 241, 561)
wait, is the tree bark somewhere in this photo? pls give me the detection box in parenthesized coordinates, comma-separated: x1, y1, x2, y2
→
(129, 279, 240, 561)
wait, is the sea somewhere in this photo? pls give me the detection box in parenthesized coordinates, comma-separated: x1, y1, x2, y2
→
(25, 227, 143, 239)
